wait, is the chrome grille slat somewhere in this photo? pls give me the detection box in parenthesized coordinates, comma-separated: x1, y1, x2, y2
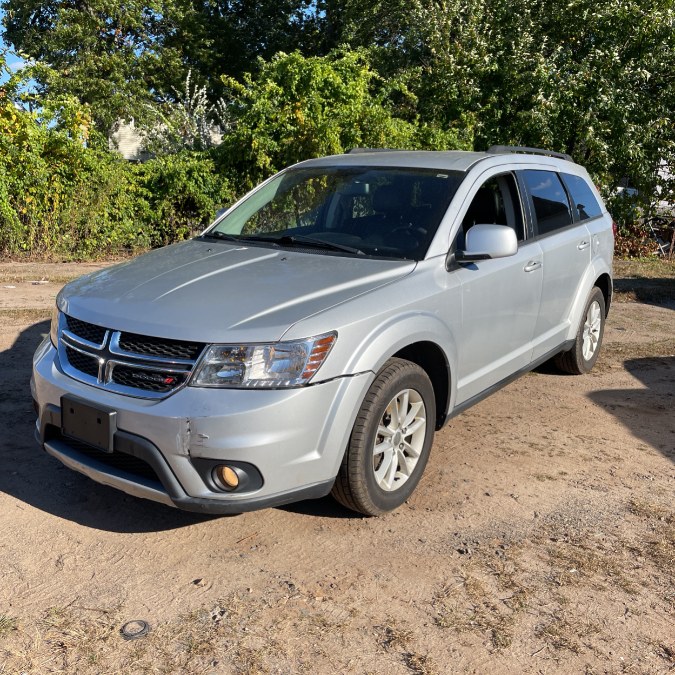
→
(58, 313, 205, 399)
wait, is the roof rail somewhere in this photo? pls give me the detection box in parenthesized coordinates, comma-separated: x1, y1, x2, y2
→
(347, 148, 399, 154)
(487, 145, 573, 162)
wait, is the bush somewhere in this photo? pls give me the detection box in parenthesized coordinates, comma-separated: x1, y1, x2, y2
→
(0, 97, 147, 256)
(134, 152, 233, 247)
(0, 95, 230, 257)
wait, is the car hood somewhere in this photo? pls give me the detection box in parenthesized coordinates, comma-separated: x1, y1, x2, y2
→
(58, 239, 416, 343)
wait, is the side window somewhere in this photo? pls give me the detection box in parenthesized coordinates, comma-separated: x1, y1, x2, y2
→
(561, 173, 603, 222)
(522, 170, 573, 236)
(461, 173, 524, 242)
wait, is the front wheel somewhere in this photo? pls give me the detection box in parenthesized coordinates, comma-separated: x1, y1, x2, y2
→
(555, 286, 606, 375)
(331, 358, 436, 516)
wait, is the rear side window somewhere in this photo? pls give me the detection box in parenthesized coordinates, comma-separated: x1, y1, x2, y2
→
(562, 173, 603, 221)
(522, 170, 573, 235)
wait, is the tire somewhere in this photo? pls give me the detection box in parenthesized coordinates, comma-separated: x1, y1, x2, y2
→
(331, 358, 436, 516)
(554, 286, 606, 375)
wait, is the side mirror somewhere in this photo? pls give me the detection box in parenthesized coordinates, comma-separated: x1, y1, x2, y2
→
(455, 224, 518, 262)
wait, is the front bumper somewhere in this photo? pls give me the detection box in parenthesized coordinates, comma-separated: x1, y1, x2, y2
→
(32, 338, 372, 513)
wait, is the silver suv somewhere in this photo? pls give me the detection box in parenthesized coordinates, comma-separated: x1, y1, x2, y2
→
(32, 147, 614, 516)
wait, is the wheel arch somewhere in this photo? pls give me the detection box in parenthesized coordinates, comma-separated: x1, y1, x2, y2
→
(392, 341, 451, 430)
(565, 260, 613, 343)
(594, 272, 612, 316)
(340, 312, 457, 428)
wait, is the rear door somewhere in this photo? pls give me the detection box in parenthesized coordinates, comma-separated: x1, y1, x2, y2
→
(519, 169, 592, 360)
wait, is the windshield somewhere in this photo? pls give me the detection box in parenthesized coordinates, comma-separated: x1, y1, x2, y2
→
(204, 166, 463, 260)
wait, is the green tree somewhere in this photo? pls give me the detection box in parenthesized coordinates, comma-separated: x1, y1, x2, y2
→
(1, 1, 190, 131)
(401, 0, 675, 217)
(216, 50, 471, 192)
(1, 0, 316, 132)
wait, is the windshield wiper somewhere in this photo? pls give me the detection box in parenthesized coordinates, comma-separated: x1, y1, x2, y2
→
(200, 231, 241, 243)
(202, 231, 364, 256)
(277, 234, 365, 256)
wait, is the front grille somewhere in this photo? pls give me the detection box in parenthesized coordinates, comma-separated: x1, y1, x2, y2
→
(65, 346, 99, 378)
(65, 315, 106, 345)
(111, 365, 188, 393)
(118, 332, 203, 361)
(59, 313, 204, 399)
(48, 428, 161, 485)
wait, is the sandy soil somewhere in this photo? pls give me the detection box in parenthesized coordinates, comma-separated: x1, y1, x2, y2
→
(0, 262, 673, 674)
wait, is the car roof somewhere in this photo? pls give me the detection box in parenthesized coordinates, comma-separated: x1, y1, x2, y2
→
(294, 149, 581, 173)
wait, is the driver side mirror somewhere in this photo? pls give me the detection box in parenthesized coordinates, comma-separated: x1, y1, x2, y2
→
(455, 224, 518, 262)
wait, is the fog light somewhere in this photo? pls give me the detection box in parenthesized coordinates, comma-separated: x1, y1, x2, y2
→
(215, 465, 240, 490)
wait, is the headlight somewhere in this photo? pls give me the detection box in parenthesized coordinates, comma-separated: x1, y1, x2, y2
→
(190, 332, 336, 388)
(50, 305, 60, 347)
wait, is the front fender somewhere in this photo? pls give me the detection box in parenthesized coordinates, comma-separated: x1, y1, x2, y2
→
(343, 311, 458, 414)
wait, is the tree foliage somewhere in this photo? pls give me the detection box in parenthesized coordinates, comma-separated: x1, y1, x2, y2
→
(0, 0, 316, 131)
(1, 0, 674, 255)
(216, 50, 470, 192)
(0, 55, 230, 257)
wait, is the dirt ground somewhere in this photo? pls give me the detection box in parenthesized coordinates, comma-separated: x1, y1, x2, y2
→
(0, 260, 673, 675)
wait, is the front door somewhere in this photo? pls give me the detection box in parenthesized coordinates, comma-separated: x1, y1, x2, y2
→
(448, 172, 544, 404)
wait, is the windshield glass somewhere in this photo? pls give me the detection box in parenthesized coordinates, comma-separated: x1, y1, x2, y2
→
(205, 166, 463, 260)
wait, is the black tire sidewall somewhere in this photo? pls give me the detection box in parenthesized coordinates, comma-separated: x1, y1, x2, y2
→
(574, 287, 606, 372)
(354, 363, 436, 513)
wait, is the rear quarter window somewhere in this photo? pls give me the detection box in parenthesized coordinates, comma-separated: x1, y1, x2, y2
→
(562, 173, 603, 221)
(522, 170, 573, 236)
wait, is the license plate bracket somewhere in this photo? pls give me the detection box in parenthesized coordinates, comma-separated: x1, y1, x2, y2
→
(61, 395, 117, 453)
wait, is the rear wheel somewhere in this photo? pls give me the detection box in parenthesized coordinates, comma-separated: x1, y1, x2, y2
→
(331, 358, 435, 516)
(555, 286, 606, 374)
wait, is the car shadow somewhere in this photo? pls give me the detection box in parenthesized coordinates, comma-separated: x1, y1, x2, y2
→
(279, 496, 359, 519)
(587, 356, 675, 465)
(0, 320, 352, 531)
(613, 277, 675, 310)
(0, 320, 220, 532)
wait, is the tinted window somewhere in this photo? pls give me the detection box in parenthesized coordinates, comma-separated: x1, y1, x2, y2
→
(522, 170, 573, 235)
(562, 173, 603, 221)
(461, 173, 524, 241)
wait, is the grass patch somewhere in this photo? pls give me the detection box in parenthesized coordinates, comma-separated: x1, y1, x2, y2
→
(542, 528, 638, 595)
(535, 612, 600, 654)
(0, 308, 52, 325)
(377, 619, 438, 673)
(0, 598, 276, 674)
(613, 257, 675, 304)
(628, 499, 675, 571)
(597, 339, 675, 370)
(378, 622, 414, 652)
(532, 473, 558, 482)
(432, 565, 529, 650)
(0, 616, 17, 637)
(613, 258, 675, 305)
(404, 652, 439, 675)
(0, 274, 82, 285)
(614, 258, 675, 279)
(629, 498, 674, 524)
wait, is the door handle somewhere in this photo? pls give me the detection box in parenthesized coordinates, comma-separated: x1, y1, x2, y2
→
(524, 261, 542, 272)
(577, 240, 590, 250)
